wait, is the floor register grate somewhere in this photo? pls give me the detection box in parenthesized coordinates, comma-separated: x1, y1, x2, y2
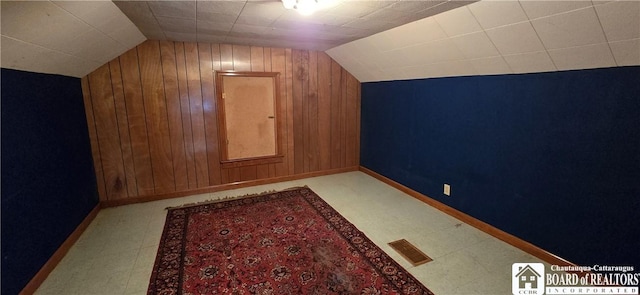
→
(388, 239, 433, 266)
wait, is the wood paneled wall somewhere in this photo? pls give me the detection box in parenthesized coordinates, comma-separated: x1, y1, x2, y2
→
(81, 40, 360, 201)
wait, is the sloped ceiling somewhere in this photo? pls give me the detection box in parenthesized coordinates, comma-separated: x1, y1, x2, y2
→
(112, 0, 473, 51)
(1, 0, 638, 80)
(1, 1, 145, 77)
(327, 0, 640, 82)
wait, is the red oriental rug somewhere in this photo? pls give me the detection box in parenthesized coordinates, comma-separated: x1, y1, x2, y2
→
(148, 187, 434, 295)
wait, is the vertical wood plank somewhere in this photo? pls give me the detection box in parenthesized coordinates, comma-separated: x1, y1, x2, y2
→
(330, 60, 342, 169)
(285, 48, 295, 175)
(250, 46, 265, 72)
(80, 77, 108, 200)
(256, 164, 270, 180)
(263, 47, 272, 71)
(119, 47, 155, 195)
(345, 72, 359, 167)
(307, 50, 319, 172)
(317, 53, 332, 171)
(301, 51, 310, 172)
(219, 44, 233, 183)
(251, 46, 270, 180)
(292, 50, 305, 174)
(109, 59, 138, 197)
(240, 166, 257, 181)
(199, 42, 222, 186)
(175, 42, 198, 190)
(159, 41, 188, 192)
(88, 64, 127, 200)
(220, 44, 234, 71)
(228, 168, 241, 183)
(138, 41, 175, 194)
(232, 45, 251, 71)
(233, 44, 256, 181)
(184, 42, 210, 187)
(82, 41, 361, 199)
(340, 68, 348, 167)
(263, 48, 277, 178)
(271, 48, 289, 177)
(207, 44, 226, 184)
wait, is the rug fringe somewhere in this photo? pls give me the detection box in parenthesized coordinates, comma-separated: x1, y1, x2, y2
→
(164, 186, 309, 210)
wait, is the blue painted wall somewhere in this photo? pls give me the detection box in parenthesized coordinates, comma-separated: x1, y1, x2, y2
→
(361, 66, 640, 266)
(1, 68, 99, 294)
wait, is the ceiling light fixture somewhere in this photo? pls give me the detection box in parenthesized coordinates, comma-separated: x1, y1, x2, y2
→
(282, 0, 319, 16)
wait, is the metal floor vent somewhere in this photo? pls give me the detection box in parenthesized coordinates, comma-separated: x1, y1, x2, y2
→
(388, 239, 433, 266)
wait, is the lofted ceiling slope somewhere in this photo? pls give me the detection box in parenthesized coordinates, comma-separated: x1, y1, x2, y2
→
(112, 0, 473, 51)
(327, 0, 640, 82)
(1, 1, 638, 80)
(1, 0, 472, 78)
(1, 1, 146, 77)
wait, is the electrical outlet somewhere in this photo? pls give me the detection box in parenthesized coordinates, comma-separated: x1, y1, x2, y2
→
(444, 184, 451, 196)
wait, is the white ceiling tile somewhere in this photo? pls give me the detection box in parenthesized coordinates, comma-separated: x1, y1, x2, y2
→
(361, 34, 395, 53)
(389, 1, 445, 13)
(503, 51, 557, 74)
(377, 17, 448, 51)
(390, 68, 417, 82)
(531, 7, 607, 50)
(51, 1, 116, 29)
(197, 20, 234, 35)
(441, 60, 479, 77)
(325, 48, 350, 64)
(412, 60, 477, 78)
(401, 64, 435, 80)
(339, 37, 384, 56)
(148, 1, 196, 19)
(434, 6, 483, 37)
(361, 6, 417, 23)
(198, 1, 246, 17)
(197, 35, 227, 44)
(373, 50, 412, 69)
(56, 55, 103, 78)
(548, 43, 616, 70)
(68, 29, 127, 63)
(595, 1, 640, 42)
(386, 67, 409, 79)
(0, 36, 98, 77)
(609, 39, 640, 66)
(166, 32, 199, 42)
(302, 12, 354, 27)
(371, 71, 399, 83)
(592, 1, 615, 6)
(156, 17, 196, 34)
(1, 1, 92, 52)
(402, 39, 465, 65)
(0, 36, 43, 70)
(112, 1, 156, 26)
(469, 56, 513, 75)
(104, 21, 146, 46)
(326, 2, 382, 18)
(591, 0, 617, 6)
(467, 1, 529, 30)
(486, 21, 545, 55)
(519, 0, 593, 19)
(69, 2, 145, 48)
(450, 31, 500, 59)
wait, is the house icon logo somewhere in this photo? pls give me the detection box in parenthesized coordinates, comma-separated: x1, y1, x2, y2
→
(512, 263, 545, 295)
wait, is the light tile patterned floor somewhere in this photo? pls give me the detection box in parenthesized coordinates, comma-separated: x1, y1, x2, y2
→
(35, 171, 545, 294)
